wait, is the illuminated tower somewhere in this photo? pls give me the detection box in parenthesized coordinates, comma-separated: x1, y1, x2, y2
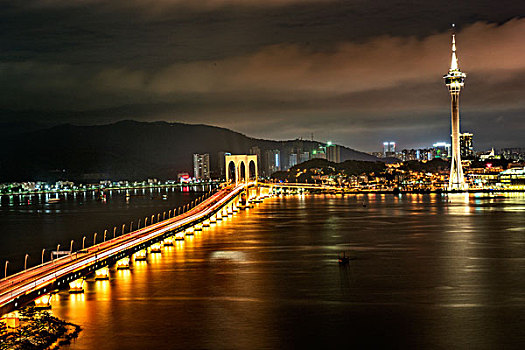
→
(443, 31, 467, 190)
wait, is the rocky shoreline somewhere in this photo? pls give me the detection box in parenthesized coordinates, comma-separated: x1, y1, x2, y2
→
(1, 307, 81, 350)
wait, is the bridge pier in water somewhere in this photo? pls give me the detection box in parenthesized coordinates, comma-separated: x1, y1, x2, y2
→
(133, 250, 147, 261)
(95, 267, 110, 280)
(117, 257, 130, 269)
(34, 294, 52, 309)
(69, 279, 85, 293)
(1, 181, 260, 316)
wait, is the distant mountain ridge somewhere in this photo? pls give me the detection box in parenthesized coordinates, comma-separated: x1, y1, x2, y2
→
(0, 120, 381, 182)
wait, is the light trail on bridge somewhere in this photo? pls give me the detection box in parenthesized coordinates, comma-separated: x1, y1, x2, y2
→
(0, 183, 249, 315)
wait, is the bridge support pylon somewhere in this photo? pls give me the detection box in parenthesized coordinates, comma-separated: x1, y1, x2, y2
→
(117, 257, 130, 269)
(95, 267, 110, 280)
(133, 250, 147, 261)
(69, 278, 85, 293)
(34, 294, 52, 309)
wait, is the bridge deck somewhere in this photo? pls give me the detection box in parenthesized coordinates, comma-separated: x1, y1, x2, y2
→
(0, 184, 245, 313)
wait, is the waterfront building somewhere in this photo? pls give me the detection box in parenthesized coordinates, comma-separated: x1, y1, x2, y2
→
(383, 142, 396, 157)
(177, 172, 191, 183)
(418, 149, 435, 161)
(498, 167, 525, 189)
(460, 132, 474, 158)
(288, 153, 298, 168)
(433, 142, 451, 159)
(401, 149, 418, 161)
(193, 153, 210, 180)
(218, 151, 231, 177)
(311, 149, 326, 159)
(500, 148, 525, 161)
(249, 146, 261, 161)
(299, 151, 310, 163)
(443, 31, 467, 190)
(479, 148, 500, 161)
(264, 149, 281, 176)
(326, 142, 341, 163)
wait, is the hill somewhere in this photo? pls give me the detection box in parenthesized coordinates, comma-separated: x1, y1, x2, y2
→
(0, 120, 380, 182)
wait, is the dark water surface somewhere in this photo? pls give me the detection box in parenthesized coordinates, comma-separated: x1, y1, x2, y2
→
(0, 187, 201, 271)
(6, 192, 525, 348)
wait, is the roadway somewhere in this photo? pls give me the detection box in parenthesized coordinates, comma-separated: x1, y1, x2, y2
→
(0, 183, 246, 313)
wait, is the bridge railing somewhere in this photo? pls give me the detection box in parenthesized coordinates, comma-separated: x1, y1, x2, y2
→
(0, 183, 246, 291)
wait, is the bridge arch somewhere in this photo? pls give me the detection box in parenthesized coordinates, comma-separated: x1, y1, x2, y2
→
(227, 161, 236, 183)
(248, 160, 257, 180)
(239, 161, 246, 182)
(225, 155, 258, 184)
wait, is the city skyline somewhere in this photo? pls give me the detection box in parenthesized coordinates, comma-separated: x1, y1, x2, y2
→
(2, 3, 525, 348)
(1, 1, 525, 152)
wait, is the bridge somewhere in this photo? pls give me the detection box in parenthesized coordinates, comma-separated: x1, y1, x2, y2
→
(0, 153, 337, 318)
(0, 182, 257, 316)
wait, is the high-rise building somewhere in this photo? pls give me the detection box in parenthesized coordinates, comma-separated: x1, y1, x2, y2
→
(383, 142, 396, 157)
(249, 146, 261, 160)
(193, 153, 210, 180)
(299, 151, 310, 163)
(459, 132, 473, 158)
(288, 153, 298, 168)
(326, 142, 341, 163)
(433, 142, 451, 159)
(401, 149, 418, 161)
(264, 149, 280, 176)
(311, 149, 326, 159)
(444, 31, 467, 190)
(217, 151, 231, 178)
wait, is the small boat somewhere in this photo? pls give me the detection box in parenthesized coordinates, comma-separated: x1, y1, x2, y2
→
(338, 252, 350, 265)
(48, 198, 61, 203)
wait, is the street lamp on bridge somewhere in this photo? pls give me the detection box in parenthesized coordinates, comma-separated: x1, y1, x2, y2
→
(24, 254, 29, 270)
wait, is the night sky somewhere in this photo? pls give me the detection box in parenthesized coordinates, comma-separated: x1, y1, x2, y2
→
(1, 1, 524, 152)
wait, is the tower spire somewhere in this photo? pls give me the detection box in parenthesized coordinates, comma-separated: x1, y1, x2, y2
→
(450, 34, 458, 71)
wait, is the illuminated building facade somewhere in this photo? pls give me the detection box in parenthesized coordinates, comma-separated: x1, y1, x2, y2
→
(193, 153, 210, 180)
(264, 149, 281, 176)
(383, 142, 396, 157)
(498, 167, 525, 189)
(218, 151, 231, 177)
(311, 147, 326, 159)
(326, 142, 341, 163)
(433, 142, 451, 159)
(460, 132, 474, 158)
(443, 31, 467, 190)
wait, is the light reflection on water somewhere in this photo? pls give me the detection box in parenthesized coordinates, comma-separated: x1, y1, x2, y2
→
(18, 194, 525, 348)
(0, 189, 201, 272)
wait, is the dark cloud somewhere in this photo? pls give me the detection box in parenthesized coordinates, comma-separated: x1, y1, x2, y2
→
(0, 0, 524, 151)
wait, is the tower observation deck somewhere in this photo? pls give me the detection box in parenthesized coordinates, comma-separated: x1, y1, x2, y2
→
(444, 31, 467, 190)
